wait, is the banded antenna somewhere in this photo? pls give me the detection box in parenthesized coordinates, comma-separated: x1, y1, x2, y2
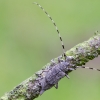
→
(77, 66, 100, 71)
(33, 2, 100, 72)
(33, 2, 66, 59)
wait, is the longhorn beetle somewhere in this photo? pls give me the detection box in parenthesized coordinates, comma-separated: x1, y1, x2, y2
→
(34, 2, 100, 95)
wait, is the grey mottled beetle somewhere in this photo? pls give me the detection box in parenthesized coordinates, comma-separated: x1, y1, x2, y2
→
(34, 2, 100, 95)
(39, 57, 75, 94)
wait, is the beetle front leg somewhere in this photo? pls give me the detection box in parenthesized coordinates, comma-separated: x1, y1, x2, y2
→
(65, 74, 70, 79)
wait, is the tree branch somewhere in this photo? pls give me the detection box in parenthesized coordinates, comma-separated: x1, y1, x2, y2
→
(0, 32, 100, 100)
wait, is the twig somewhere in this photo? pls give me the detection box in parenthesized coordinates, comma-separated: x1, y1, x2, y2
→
(0, 32, 100, 100)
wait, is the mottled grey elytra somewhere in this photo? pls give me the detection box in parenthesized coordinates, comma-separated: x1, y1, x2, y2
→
(39, 58, 74, 95)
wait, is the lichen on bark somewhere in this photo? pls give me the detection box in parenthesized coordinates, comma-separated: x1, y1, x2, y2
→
(0, 32, 100, 100)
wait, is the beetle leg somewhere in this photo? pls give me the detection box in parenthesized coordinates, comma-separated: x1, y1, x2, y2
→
(54, 83, 58, 89)
(65, 74, 70, 79)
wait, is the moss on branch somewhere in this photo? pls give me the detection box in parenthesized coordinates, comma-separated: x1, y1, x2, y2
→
(0, 32, 100, 100)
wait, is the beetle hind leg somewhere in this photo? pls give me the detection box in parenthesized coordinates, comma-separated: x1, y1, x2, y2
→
(54, 83, 58, 89)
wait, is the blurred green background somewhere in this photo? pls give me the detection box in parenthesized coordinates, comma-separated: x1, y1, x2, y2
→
(0, 0, 100, 100)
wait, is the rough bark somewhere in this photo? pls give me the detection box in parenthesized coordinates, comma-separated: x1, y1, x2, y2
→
(0, 32, 100, 100)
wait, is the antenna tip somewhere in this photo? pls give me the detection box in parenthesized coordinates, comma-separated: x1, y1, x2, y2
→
(33, 2, 37, 4)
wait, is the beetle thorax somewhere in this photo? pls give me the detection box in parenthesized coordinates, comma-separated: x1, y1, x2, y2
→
(58, 61, 69, 72)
